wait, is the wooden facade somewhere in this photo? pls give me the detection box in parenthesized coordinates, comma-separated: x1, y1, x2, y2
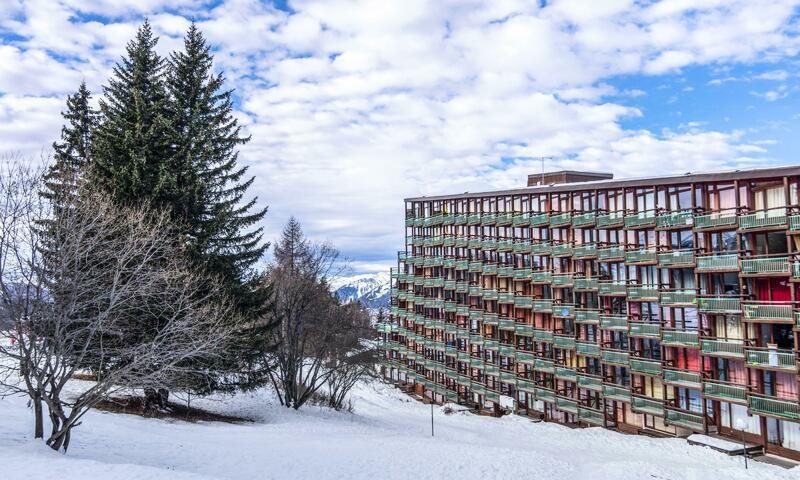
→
(378, 165, 800, 460)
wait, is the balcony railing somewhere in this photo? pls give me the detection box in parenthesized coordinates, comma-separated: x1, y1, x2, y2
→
(575, 308, 600, 324)
(532, 329, 553, 343)
(552, 274, 574, 288)
(661, 329, 700, 348)
(600, 314, 628, 331)
(663, 369, 702, 389)
(624, 210, 657, 229)
(573, 244, 597, 258)
(550, 243, 573, 257)
(703, 380, 747, 404)
(657, 210, 694, 230)
(514, 296, 533, 309)
(513, 268, 532, 281)
(660, 289, 697, 306)
(554, 335, 576, 350)
(696, 253, 739, 272)
(514, 325, 534, 337)
(627, 284, 660, 301)
(496, 213, 513, 226)
(665, 408, 704, 431)
(629, 358, 662, 376)
(512, 240, 531, 253)
(738, 207, 787, 231)
(577, 374, 603, 391)
(625, 248, 658, 265)
(745, 347, 797, 371)
(512, 213, 530, 226)
(697, 296, 741, 314)
(549, 212, 572, 227)
(574, 277, 599, 291)
(694, 210, 737, 231)
(658, 249, 695, 267)
(597, 245, 626, 262)
(532, 299, 554, 313)
(601, 349, 630, 366)
(632, 395, 664, 416)
(534, 358, 555, 373)
(596, 211, 625, 229)
(534, 387, 555, 403)
(572, 212, 597, 228)
(530, 213, 550, 227)
(552, 304, 576, 318)
(555, 396, 579, 414)
(741, 255, 791, 276)
(578, 406, 605, 425)
(576, 342, 601, 357)
(602, 383, 631, 402)
(555, 366, 577, 381)
(742, 301, 794, 323)
(700, 339, 744, 358)
(531, 242, 552, 255)
(531, 270, 552, 283)
(598, 280, 627, 296)
(628, 322, 660, 339)
(748, 393, 800, 421)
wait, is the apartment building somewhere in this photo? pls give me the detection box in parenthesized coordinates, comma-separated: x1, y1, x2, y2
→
(378, 165, 800, 460)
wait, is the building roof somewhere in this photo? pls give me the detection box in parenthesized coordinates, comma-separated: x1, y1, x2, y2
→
(404, 164, 800, 202)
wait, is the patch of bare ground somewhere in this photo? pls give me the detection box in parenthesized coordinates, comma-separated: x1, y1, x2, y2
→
(93, 396, 250, 424)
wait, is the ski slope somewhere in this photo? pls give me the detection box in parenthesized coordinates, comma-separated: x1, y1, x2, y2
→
(0, 380, 795, 479)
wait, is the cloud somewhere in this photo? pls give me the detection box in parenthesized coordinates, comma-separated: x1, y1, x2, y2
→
(0, 0, 799, 272)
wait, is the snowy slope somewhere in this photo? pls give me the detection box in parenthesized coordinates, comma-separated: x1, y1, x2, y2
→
(332, 272, 390, 309)
(1, 380, 797, 480)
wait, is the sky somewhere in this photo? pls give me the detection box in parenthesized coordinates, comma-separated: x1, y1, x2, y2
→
(0, 0, 799, 275)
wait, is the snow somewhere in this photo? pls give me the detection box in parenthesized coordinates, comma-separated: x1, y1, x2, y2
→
(1, 380, 797, 480)
(687, 434, 750, 453)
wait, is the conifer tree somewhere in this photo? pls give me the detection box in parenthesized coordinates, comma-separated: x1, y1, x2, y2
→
(166, 23, 269, 317)
(92, 20, 174, 208)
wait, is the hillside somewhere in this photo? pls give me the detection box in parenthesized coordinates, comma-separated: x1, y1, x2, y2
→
(332, 272, 390, 310)
(1, 380, 795, 480)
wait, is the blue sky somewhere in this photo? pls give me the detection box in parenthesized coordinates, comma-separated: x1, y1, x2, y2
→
(0, 1, 799, 275)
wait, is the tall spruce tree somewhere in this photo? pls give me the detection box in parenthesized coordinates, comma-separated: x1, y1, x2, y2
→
(166, 23, 269, 315)
(42, 82, 97, 206)
(92, 20, 174, 207)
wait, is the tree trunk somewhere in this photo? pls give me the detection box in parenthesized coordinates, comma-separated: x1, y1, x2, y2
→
(32, 395, 43, 439)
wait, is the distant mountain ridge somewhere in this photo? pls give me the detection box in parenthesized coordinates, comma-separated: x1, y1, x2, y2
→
(331, 272, 391, 310)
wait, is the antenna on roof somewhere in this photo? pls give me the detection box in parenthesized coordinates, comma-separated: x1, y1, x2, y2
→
(539, 156, 554, 185)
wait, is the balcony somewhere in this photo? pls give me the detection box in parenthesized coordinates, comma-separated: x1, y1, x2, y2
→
(516, 378, 536, 392)
(738, 207, 787, 231)
(748, 393, 800, 421)
(496, 213, 513, 226)
(555, 366, 577, 381)
(515, 324, 534, 337)
(597, 246, 626, 262)
(661, 329, 700, 348)
(531, 241, 552, 256)
(468, 262, 483, 273)
(468, 285, 483, 297)
(482, 289, 499, 301)
(603, 384, 632, 403)
(512, 213, 530, 226)
(572, 212, 597, 228)
(549, 212, 572, 227)
(481, 239, 498, 251)
(741, 256, 791, 276)
(554, 335, 576, 350)
(598, 280, 627, 296)
(497, 240, 514, 252)
(455, 260, 469, 271)
(455, 282, 469, 294)
(530, 213, 550, 227)
(467, 238, 482, 249)
(745, 347, 797, 371)
(467, 214, 481, 225)
(576, 342, 601, 357)
(553, 304, 575, 319)
(624, 210, 657, 229)
(483, 313, 499, 326)
(625, 248, 658, 265)
(600, 314, 628, 331)
(515, 350, 535, 363)
(578, 374, 603, 391)
(454, 237, 468, 248)
(533, 299, 554, 313)
(596, 211, 625, 229)
(555, 396, 579, 414)
(575, 308, 600, 324)
(742, 301, 794, 323)
(454, 214, 468, 225)
(514, 268, 532, 281)
(694, 210, 737, 231)
(443, 258, 456, 269)
(703, 380, 747, 404)
(514, 296, 533, 309)
(499, 318, 516, 331)
(657, 210, 693, 230)
(497, 265, 514, 277)
(697, 296, 741, 314)
(578, 407, 605, 425)
(531, 270, 553, 284)
(663, 369, 702, 389)
(626, 284, 660, 301)
(498, 292, 515, 303)
(574, 277, 599, 291)
(658, 249, 695, 268)
(660, 289, 696, 306)
(534, 387, 555, 403)
(534, 358, 555, 373)
(696, 253, 739, 272)
(629, 358, 662, 376)
(601, 349, 630, 366)
(573, 244, 597, 259)
(632, 395, 665, 416)
(551, 243, 573, 257)
(483, 264, 498, 276)
(700, 339, 744, 358)
(552, 273, 574, 288)
(628, 322, 660, 339)
(532, 329, 554, 343)
(665, 408, 704, 431)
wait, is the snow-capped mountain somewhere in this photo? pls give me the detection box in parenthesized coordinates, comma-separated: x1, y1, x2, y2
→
(332, 272, 391, 310)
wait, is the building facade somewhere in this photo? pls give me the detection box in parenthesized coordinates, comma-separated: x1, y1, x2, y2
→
(378, 166, 800, 460)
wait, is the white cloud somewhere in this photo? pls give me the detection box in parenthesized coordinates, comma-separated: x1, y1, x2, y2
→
(1, 0, 799, 272)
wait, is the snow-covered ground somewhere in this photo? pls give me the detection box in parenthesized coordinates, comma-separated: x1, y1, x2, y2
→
(1, 380, 796, 480)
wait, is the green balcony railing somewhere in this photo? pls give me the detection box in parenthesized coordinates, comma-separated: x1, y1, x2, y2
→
(598, 281, 627, 296)
(514, 296, 533, 308)
(577, 374, 603, 391)
(482, 289, 499, 300)
(576, 342, 601, 357)
(663, 369, 702, 389)
(578, 407, 605, 425)
(497, 266, 514, 277)
(748, 394, 800, 421)
(596, 211, 625, 228)
(468, 285, 483, 296)
(481, 240, 498, 251)
(532, 329, 554, 343)
(483, 313, 499, 326)
(455, 282, 469, 294)
(624, 210, 657, 229)
(480, 214, 497, 225)
(700, 339, 744, 358)
(628, 322, 660, 339)
(514, 268, 532, 281)
(556, 396, 579, 414)
(629, 358, 662, 376)
(658, 249, 695, 267)
(790, 215, 800, 232)
(657, 210, 693, 229)
(497, 240, 514, 252)
(603, 384, 631, 402)
(515, 350, 535, 363)
(696, 253, 739, 272)
(665, 408, 703, 431)
(553, 304, 575, 318)
(703, 380, 747, 403)
(575, 309, 600, 324)
(550, 212, 572, 227)
(534, 358, 555, 373)
(661, 330, 700, 348)
(512, 213, 530, 226)
(694, 210, 737, 230)
(531, 271, 553, 283)
(530, 213, 550, 227)
(515, 324, 534, 337)
(698, 296, 741, 314)
(738, 207, 787, 231)
(532, 299, 554, 313)
(554, 335, 576, 350)
(572, 212, 597, 228)
(551, 243, 573, 257)
(601, 349, 630, 366)
(467, 214, 481, 225)
(741, 256, 790, 276)
(745, 348, 796, 371)
(531, 242, 552, 255)
(555, 366, 577, 381)
(600, 314, 628, 331)
(660, 290, 696, 306)
(498, 318, 515, 330)
(468, 261, 483, 273)
(574, 277, 599, 291)
(498, 292, 515, 304)
(454, 214, 468, 225)
(597, 246, 626, 262)
(534, 387, 555, 403)
(552, 274, 574, 288)
(573, 244, 597, 258)
(632, 395, 664, 416)
(625, 248, 657, 265)
(743, 302, 794, 322)
(626, 284, 659, 301)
